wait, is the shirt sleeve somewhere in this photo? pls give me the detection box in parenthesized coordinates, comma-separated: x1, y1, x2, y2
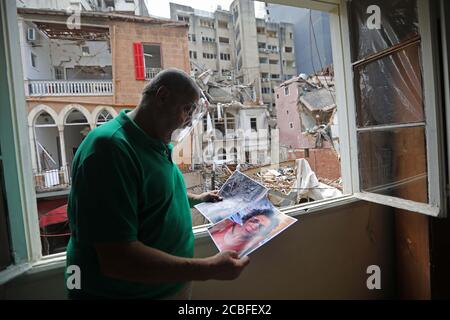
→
(71, 137, 140, 244)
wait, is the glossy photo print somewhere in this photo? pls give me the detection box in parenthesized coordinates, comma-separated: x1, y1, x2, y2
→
(208, 197, 297, 257)
(195, 170, 268, 224)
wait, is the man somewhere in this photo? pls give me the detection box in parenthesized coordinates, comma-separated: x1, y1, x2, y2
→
(65, 68, 250, 299)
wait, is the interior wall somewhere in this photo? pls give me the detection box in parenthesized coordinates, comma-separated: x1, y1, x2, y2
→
(1, 200, 395, 299)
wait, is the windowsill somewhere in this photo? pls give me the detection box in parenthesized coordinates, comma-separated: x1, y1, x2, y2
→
(22, 195, 359, 277)
(0, 263, 32, 286)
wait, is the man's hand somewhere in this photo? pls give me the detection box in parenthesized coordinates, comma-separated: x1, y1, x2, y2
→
(205, 251, 250, 281)
(198, 190, 223, 203)
(188, 190, 223, 206)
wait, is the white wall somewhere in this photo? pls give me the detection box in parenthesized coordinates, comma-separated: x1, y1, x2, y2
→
(16, 0, 75, 10)
(19, 20, 112, 81)
(20, 20, 52, 80)
(50, 40, 112, 70)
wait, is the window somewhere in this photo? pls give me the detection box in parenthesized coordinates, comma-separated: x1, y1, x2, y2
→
(203, 52, 216, 60)
(285, 46, 293, 53)
(284, 86, 289, 96)
(220, 53, 230, 61)
(267, 45, 278, 53)
(96, 109, 113, 126)
(267, 30, 277, 38)
(257, 26, 265, 34)
(178, 15, 190, 23)
(30, 52, 37, 68)
(200, 19, 214, 28)
(259, 57, 268, 64)
(202, 36, 215, 43)
(289, 32, 293, 39)
(2, 0, 447, 285)
(346, 0, 445, 216)
(188, 34, 196, 42)
(219, 37, 229, 44)
(141, 44, 162, 80)
(189, 50, 197, 59)
(262, 87, 270, 94)
(258, 42, 266, 49)
(81, 45, 90, 56)
(269, 59, 278, 65)
(54, 66, 64, 80)
(250, 118, 257, 131)
(218, 20, 228, 29)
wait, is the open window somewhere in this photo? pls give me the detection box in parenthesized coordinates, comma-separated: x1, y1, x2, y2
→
(341, 0, 446, 216)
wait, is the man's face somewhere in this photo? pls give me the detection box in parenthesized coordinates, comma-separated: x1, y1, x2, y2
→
(157, 87, 199, 132)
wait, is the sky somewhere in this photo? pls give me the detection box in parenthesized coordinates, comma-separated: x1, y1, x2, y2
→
(144, 0, 266, 19)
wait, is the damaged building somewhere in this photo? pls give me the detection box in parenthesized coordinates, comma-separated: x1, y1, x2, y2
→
(188, 70, 275, 167)
(274, 72, 341, 184)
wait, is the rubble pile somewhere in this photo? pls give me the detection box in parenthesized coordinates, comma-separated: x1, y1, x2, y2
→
(252, 167, 297, 195)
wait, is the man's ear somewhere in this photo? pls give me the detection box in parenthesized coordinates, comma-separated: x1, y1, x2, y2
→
(155, 86, 170, 104)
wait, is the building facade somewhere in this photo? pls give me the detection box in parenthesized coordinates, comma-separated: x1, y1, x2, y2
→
(169, 0, 297, 113)
(16, 0, 149, 16)
(18, 8, 190, 197)
(274, 75, 340, 181)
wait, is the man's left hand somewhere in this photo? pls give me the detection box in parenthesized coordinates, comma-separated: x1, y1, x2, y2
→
(196, 191, 223, 203)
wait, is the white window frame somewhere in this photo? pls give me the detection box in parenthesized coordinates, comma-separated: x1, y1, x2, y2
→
(338, 0, 446, 217)
(0, 0, 447, 284)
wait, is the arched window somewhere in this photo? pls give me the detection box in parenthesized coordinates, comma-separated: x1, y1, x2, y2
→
(33, 112, 60, 172)
(65, 109, 88, 125)
(35, 111, 56, 126)
(96, 109, 113, 126)
(64, 109, 90, 166)
(218, 148, 226, 161)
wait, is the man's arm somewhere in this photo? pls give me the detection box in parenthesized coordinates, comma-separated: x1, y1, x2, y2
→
(95, 241, 249, 284)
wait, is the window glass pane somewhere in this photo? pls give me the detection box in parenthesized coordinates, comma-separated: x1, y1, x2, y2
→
(355, 42, 424, 127)
(349, 0, 419, 61)
(358, 126, 428, 203)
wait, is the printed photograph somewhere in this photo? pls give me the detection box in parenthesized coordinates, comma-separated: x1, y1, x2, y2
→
(208, 197, 297, 257)
(195, 171, 268, 224)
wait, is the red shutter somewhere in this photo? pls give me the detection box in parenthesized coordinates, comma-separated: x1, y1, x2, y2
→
(133, 42, 145, 80)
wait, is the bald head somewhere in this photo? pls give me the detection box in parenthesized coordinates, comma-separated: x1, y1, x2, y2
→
(140, 68, 200, 108)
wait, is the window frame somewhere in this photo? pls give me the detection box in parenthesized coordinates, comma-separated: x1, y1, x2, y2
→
(340, 0, 446, 217)
(0, 0, 41, 284)
(0, 0, 447, 283)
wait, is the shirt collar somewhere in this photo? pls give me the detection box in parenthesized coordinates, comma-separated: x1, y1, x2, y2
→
(117, 109, 173, 159)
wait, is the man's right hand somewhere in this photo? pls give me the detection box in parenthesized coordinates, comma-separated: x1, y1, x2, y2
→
(206, 251, 250, 280)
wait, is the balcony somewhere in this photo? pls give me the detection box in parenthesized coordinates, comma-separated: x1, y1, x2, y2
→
(34, 165, 71, 193)
(26, 80, 113, 97)
(145, 67, 162, 80)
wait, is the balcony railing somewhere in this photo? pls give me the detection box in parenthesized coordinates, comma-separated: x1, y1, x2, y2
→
(34, 165, 71, 193)
(26, 80, 113, 97)
(145, 67, 162, 80)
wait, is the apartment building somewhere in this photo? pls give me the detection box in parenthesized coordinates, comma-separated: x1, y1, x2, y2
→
(169, 0, 297, 113)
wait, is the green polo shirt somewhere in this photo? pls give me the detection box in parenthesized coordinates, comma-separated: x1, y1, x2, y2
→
(65, 109, 194, 299)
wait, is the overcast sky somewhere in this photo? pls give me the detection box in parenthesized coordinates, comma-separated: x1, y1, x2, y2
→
(144, 0, 266, 19)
